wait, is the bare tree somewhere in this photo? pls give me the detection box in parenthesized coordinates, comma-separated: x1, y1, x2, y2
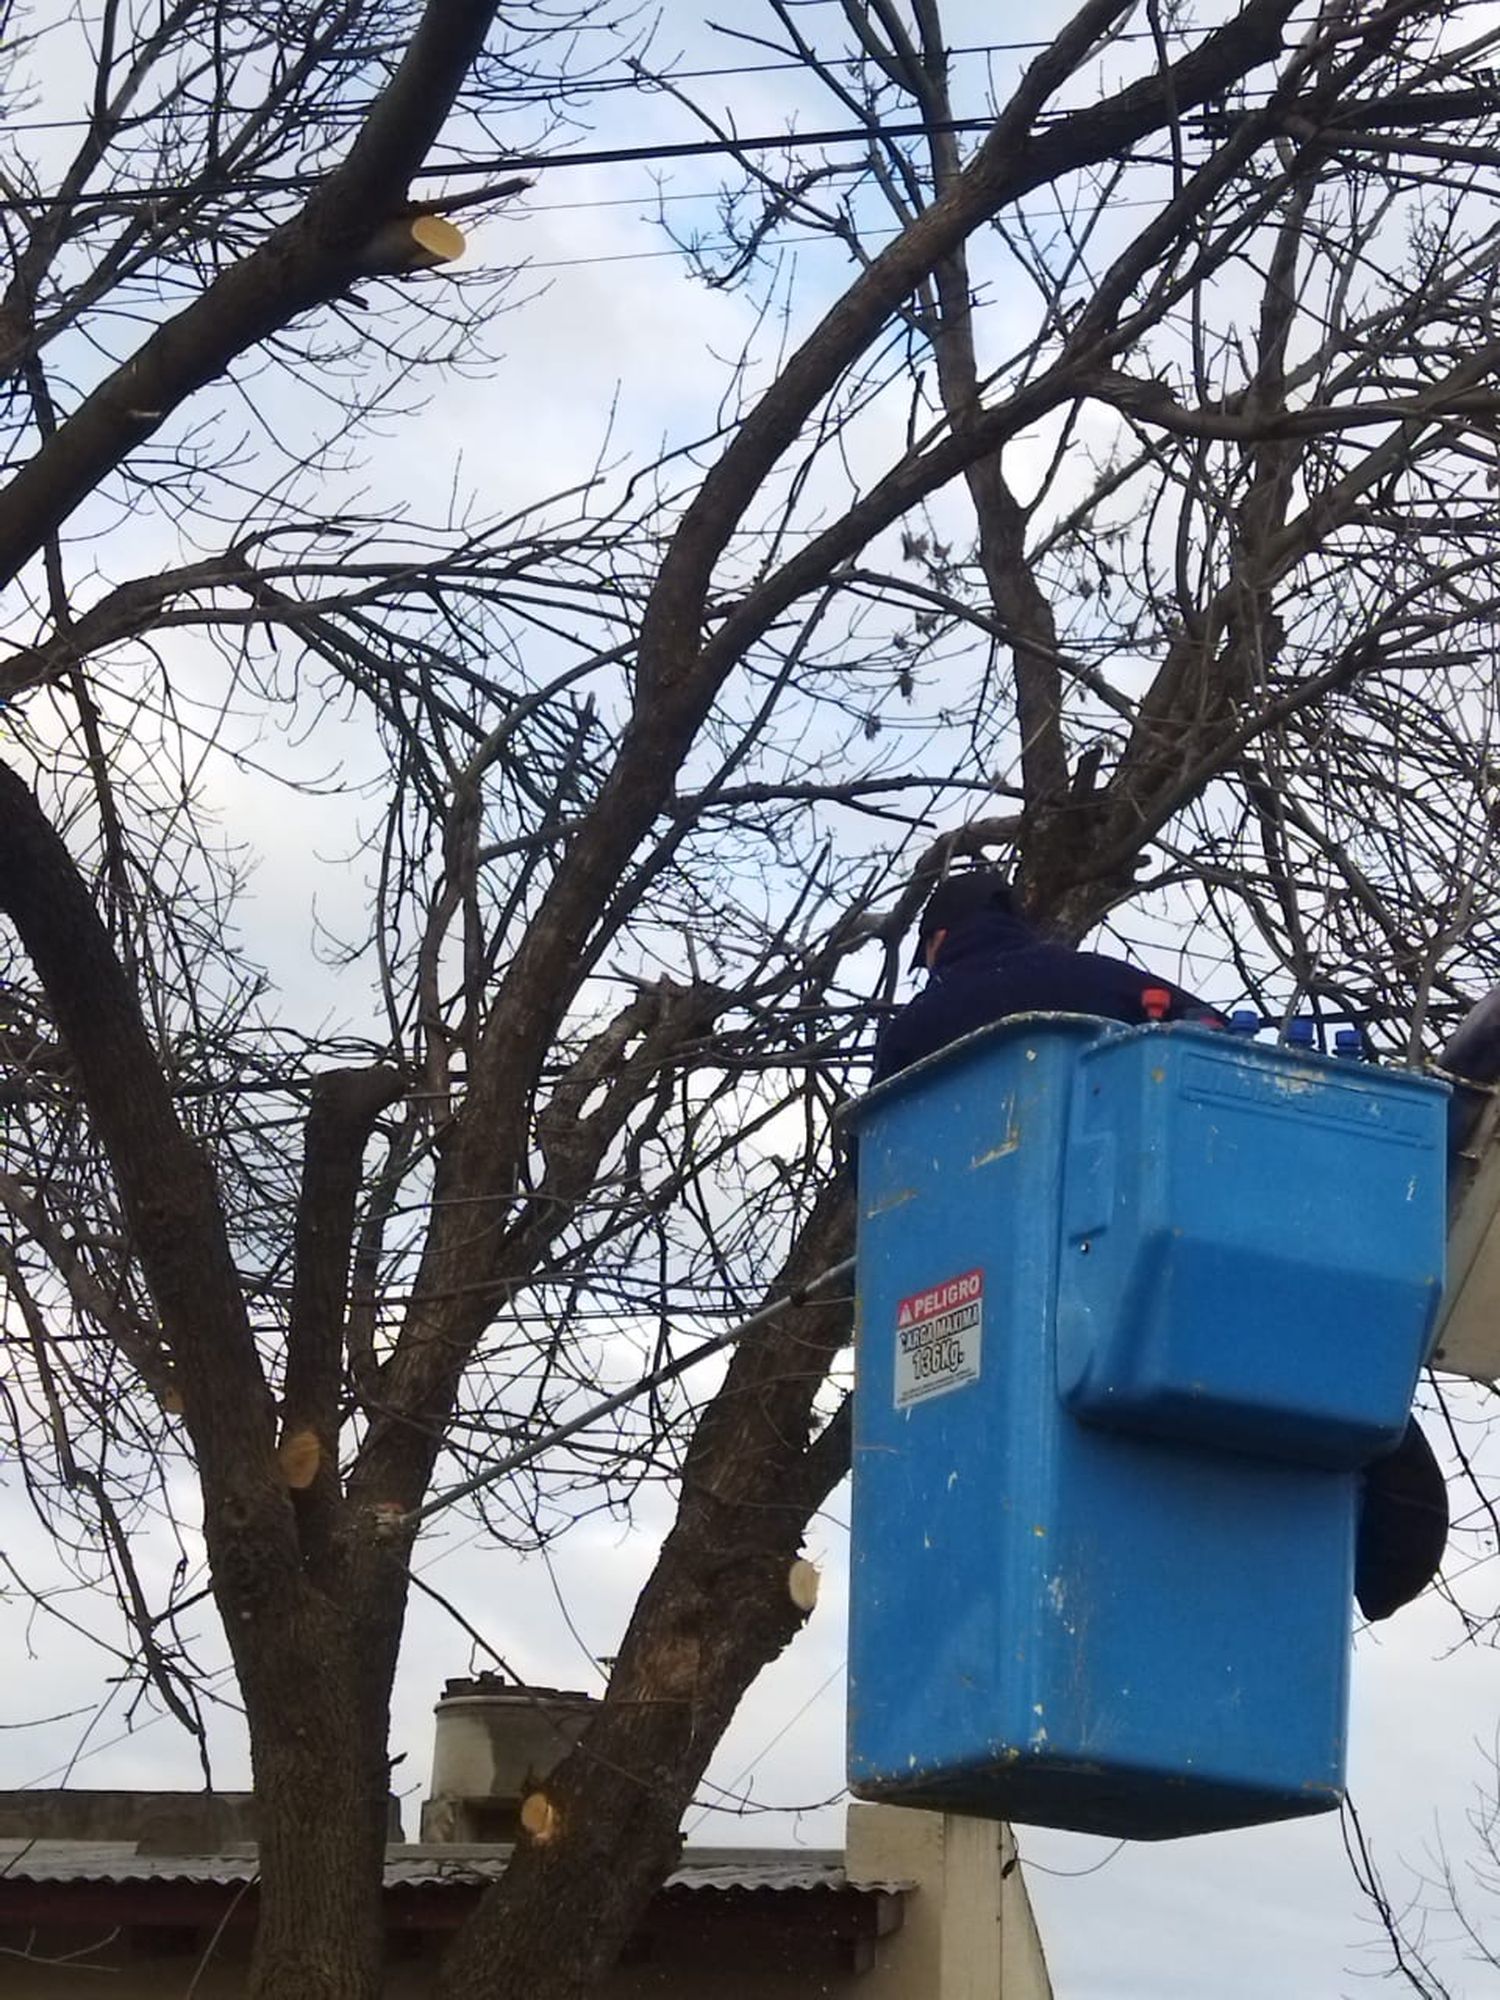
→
(3, 3, 1500, 1998)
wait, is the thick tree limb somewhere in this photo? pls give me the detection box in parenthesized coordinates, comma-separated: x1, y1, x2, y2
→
(0, 757, 279, 1501)
(284, 1066, 406, 1560)
(897, 7, 1072, 817)
(0, 555, 252, 704)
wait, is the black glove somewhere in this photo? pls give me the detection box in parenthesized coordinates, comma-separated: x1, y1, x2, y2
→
(1355, 1417, 1448, 1622)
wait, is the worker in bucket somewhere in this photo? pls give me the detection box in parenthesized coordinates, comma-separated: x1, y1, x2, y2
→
(872, 868, 1223, 1087)
(870, 867, 1447, 1624)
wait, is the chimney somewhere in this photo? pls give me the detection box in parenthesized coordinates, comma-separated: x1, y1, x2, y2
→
(419, 1675, 597, 1844)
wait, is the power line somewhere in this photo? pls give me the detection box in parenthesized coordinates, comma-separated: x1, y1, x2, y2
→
(512, 191, 1180, 270)
(0, 112, 1054, 215)
(685, 1655, 846, 1834)
(0, 110, 1131, 216)
(0, 43, 1492, 234)
(450, 113, 1056, 174)
(516, 183, 1154, 213)
(0, 74, 1494, 223)
(521, 234, 862, 270)
(425, 84, 1500, 178)
(355, 112, 1065, 190)
(0, 25, 1327, 137)
(537, 23, 1293, 95)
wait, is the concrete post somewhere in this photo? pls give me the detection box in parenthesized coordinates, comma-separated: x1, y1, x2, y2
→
(845, 1804, 1052, 2000)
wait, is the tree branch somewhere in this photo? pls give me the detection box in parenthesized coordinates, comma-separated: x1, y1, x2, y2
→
(0, 0, 505, 589)
(0, 756, 290, 1573)
(284, 1065, 406, 1556)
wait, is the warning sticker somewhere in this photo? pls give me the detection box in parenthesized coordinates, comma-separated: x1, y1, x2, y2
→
(894, 1269, 983, 1409)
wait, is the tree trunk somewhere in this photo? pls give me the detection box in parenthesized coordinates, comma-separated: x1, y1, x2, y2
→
(438, 1192, 854, 2000)
(242, 1576, 405, 2000)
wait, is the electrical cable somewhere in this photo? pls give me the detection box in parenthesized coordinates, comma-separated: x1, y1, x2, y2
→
(0, 113, 1058, 215)
(0, 75, 1491, 221)
(685, 1655, 846, 1834)
(493, 198, 1177, 270)
(0, 23, 1338, 137)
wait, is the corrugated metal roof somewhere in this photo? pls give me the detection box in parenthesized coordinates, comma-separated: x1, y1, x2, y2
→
(0, 1840, 906, 1897)
(671, 1860, 890, 1895)
(1, 1842, 256, 1885)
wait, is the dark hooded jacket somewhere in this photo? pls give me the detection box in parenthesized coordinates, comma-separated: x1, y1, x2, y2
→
(872, 902, 1222, 1086)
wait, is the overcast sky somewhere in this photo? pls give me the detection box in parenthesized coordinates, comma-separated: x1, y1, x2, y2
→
(4, 6, 1500, 1996)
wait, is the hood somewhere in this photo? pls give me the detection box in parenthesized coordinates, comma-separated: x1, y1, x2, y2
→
(928, 905, 1042, 973)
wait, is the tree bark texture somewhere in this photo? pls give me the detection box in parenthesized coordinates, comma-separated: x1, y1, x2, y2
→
(438, 1187, 854, 2000)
